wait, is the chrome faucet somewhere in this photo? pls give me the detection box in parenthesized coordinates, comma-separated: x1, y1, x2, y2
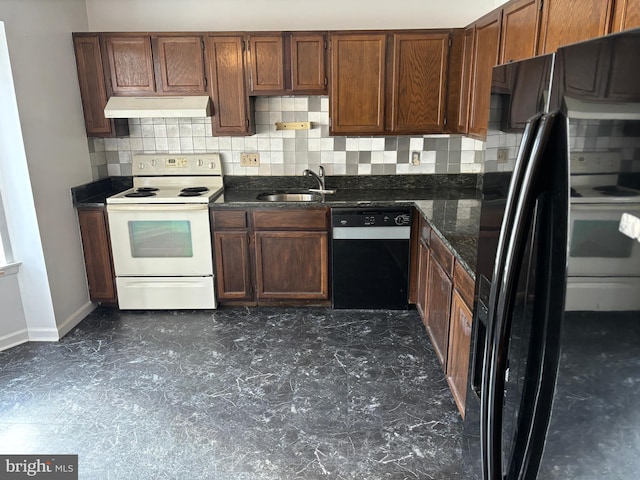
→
(303, 165, 326, 191)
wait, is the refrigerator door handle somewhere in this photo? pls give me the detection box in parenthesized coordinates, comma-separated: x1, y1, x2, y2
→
(480, 114, 542, 479)
(508, 114, 568, 480)
(481, 112, 562, 480)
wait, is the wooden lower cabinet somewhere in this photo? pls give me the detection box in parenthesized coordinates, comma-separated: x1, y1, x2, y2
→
(446, 290, 473, 418)
(211, 207, 330, 305)
(412, 212, 475, 417)
(425, 256, 453, 367)
(416, 239, 430, 322)
(255, 231, 329, 299)
(213, 231, 254, 301)
(77, 208, 117, 304)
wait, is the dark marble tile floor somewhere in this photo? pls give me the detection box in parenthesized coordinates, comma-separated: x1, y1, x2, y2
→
(0, 307, 464, 479)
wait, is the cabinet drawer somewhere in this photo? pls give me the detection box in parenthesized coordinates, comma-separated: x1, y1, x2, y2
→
(454, 260, 475, 307)
(212, 210, 249, 229)
(429, 232, 454, 278)
(253, 208, 328, 230)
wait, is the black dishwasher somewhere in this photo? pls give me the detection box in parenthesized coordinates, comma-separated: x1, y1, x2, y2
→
(331, 207, 412, 309)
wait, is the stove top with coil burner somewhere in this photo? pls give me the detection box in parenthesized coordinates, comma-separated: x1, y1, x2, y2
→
(570, 152, 640, 204)
(107, 154, 224, 204)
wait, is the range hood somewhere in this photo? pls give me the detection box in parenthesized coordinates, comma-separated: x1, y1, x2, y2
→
(565, 96, 640, 120)
(104, 96, 211, 118)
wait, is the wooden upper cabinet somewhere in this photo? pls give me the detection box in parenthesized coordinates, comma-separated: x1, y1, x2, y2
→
(247, 34, 285, 94)
(245, 32, 327, 95)
(611, 0, 640, 32)
(469, 10, 503, 138)
(104, 33, 206, 95)
(606, 34, 640, 100)
(152, 35, 206, 94)
(390, 32, 449, 133)
(562, 34, 640, 102)
(289, 33, 327, 93)
(499, 0, 541, 64)
(73, 34, 117, 137)
(452, 27, 475, 134)
(104, 34, 156, 94)
(538, 0, 613, 55)
(205, 35, 254, 136)
(329, 33, 387, 135)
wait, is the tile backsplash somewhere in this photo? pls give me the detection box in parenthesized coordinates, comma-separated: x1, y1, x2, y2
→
(484, 94, 640, 174)
(89, 96, 485, 180)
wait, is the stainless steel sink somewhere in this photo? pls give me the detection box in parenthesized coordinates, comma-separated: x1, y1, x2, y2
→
(256, 192, 323, 202)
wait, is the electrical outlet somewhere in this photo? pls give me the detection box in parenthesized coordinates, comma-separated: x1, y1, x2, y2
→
(411, 151, 421, 165)
(240, 153, 260, 167)
(497, 148, 509, 164)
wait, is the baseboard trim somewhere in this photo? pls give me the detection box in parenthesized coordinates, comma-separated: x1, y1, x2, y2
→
(57, 301, 96, 338)
(0, 328, 29, 351)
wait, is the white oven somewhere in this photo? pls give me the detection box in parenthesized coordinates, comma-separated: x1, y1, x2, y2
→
(106, 153, 223, 310)
(568, 203, 640, 276)
(566, 202, 640, 311)
(108, 204, 213, 276)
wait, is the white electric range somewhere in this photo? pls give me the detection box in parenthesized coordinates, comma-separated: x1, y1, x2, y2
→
(566, 152, 640, 311)
(106, 153, 223, 310)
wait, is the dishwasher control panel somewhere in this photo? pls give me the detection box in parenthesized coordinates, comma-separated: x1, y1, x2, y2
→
(331, 208, 412, 228)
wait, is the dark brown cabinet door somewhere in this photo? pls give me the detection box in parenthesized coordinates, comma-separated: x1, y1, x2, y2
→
(416, 239, 430, 325)
(206, 36, 253, 136)
(104, 34, 156, 94)
(77, 208, 116, 304)
(457, 27, 475, 134)
(606, 35, 640, 100)
(330, 33, 386, 135)
(247, 34, 284, 94)
(390, 32, 449, 133)
(289, 33, 327, 93)
(73, 34, 116, 137)
(254, 231, 329, 300)
(446, 290, 473, 418)
(538, 0, 613, 55)
(425, 257, 453, 369)
(469, 10, 503, 138)
(499, 0, 541, 64)
(213, 231, 254, 301)
(152, 35, 206, 94)
(612, 0, 640, 32)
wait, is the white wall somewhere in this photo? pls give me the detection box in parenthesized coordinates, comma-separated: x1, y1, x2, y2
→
(0, 0, 96, 347)
(85, 0, 498, 31)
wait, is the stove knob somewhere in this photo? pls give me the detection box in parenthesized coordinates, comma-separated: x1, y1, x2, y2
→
(197, 159, 204, 167)
(209, 161, 216, 169)
(138, 163, 145, 170)
(150, 159, 157, 167)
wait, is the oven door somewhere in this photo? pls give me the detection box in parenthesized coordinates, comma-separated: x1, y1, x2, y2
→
(568, 203, 640, 276)
(566, 203, 640, 311)
(107, 204, 213, 276)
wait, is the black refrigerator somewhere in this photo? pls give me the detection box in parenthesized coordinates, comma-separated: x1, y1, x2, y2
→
(463, 29, 640, 479)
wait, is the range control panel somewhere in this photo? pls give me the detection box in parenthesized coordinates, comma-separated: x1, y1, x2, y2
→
(331, 208, 412, 228)
(131, 153, 222, 176)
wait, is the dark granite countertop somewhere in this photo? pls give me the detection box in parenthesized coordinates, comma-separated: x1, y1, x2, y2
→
(71, 176, 132, 207)
(216, 175, 481, 278)
(70, 174, 481, 277)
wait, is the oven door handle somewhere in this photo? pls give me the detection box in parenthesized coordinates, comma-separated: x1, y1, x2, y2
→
(106, 204, 209, 212)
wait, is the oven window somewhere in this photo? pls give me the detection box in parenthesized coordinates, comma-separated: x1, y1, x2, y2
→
(128, 220, 193, 258)
(570, 220, 633, 258)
